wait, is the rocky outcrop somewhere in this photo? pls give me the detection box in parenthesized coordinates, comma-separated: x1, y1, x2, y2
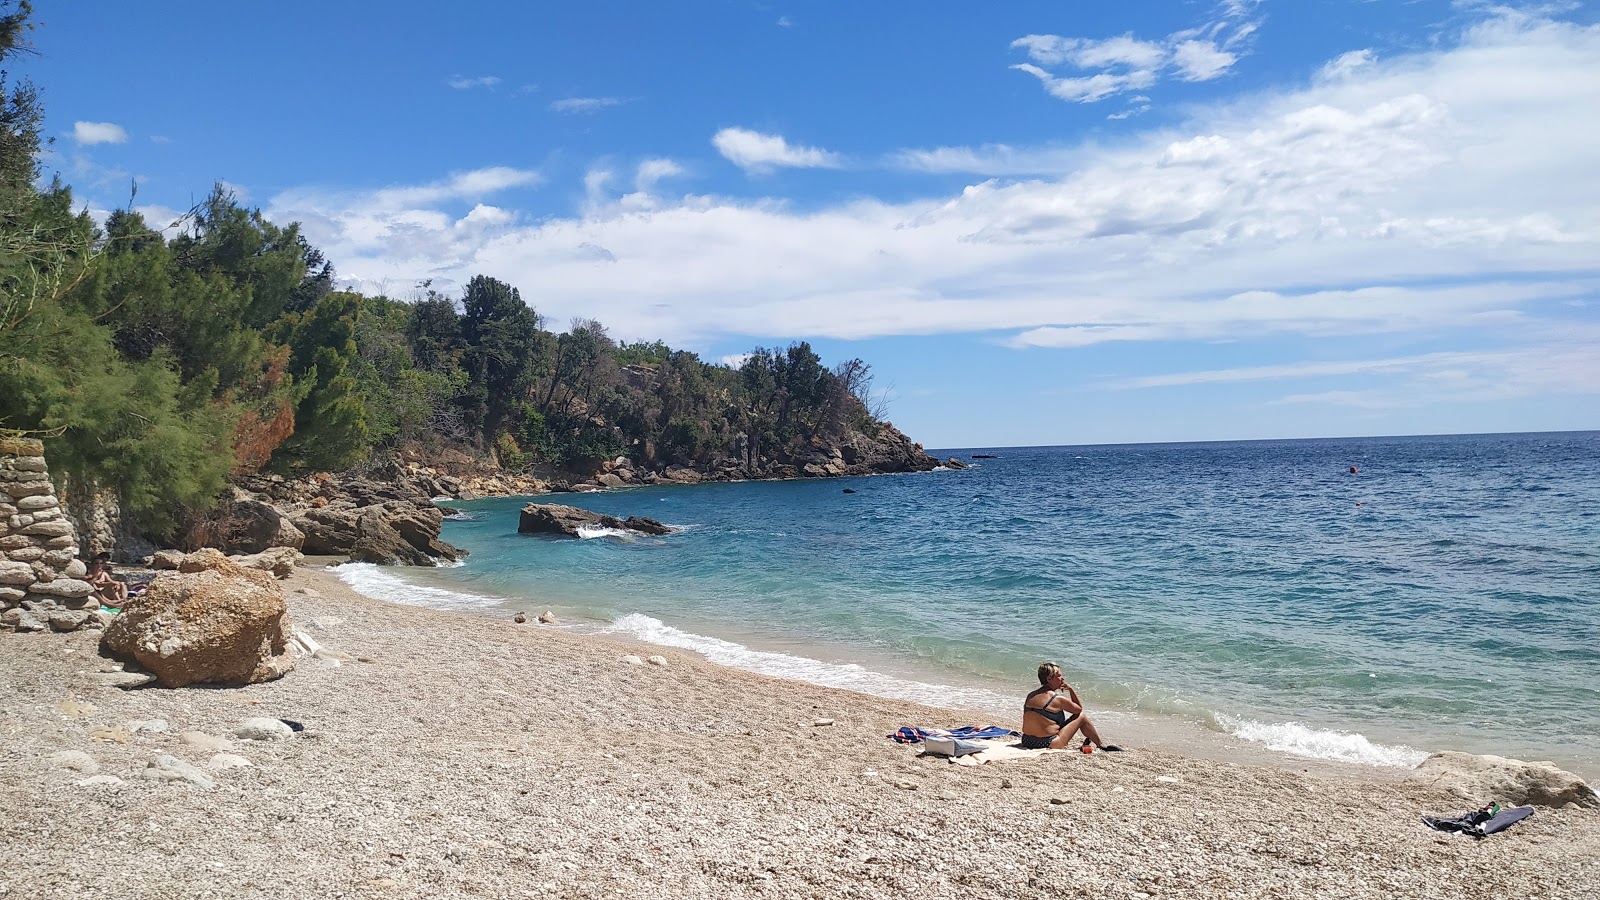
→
(1406, 751, 1599, 809)
(99, 549, 296, 688)
(518, 503, 672, 538)
(221, 465, 466, 567)
(0, 438, 97, 633)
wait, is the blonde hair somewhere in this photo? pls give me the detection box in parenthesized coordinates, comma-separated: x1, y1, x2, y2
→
(1037, 661, 1062, 686)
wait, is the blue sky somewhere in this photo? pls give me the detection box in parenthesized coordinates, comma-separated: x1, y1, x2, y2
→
(29, 1, 1600, 447)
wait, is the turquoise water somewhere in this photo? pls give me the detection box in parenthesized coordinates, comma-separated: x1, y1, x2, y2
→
(340, 431, 1600, 777)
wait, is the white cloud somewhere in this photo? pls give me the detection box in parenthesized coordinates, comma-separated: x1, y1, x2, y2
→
(73, 122, 127, 145)
(777, 16, 793, 28)
(447, 75, 501, 90)
(269, 10, 1600, 383)
(635, 158, 684, 191)
(1011, 1, 1260, 104)
(712, 127, 841, 173)
(1320, 49, 1376, 81)
(550, 96, 625, 114)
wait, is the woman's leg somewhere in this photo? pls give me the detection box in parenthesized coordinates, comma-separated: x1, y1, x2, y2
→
(1047, 718, 1086, 749)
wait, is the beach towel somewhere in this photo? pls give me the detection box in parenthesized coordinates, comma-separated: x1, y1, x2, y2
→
(888, 724, 1017, 744)
(1423, 803, 1534, 838)
(946, 738, 1061, 767)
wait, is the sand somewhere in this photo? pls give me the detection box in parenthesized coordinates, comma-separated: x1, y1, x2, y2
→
(2, 566, 1596, 899)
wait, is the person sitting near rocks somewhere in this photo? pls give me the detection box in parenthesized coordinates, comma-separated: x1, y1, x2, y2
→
(85, 552, 128, 606)
(1021, 661, 1123, 751)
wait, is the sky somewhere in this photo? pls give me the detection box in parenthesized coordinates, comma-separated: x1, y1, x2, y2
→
(25, 0, 1600, 448)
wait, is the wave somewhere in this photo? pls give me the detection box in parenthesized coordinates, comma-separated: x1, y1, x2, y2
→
(1214, 714, 1429, 768)
(602, 612, 1014, 714)
(575, 524, 634, 540)
(332, 562, 502, 611)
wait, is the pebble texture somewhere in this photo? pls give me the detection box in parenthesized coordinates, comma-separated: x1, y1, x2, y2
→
(0, 439, 93, 627)
(1, 567, 1596, 899)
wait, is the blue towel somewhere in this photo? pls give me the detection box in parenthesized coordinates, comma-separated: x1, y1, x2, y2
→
(888, 724, 1018, 744)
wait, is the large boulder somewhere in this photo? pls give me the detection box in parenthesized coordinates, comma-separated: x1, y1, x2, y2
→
(517, 503, 671, 537)
(99, 552, 296, 688)
(1406, 751, 1599, 809)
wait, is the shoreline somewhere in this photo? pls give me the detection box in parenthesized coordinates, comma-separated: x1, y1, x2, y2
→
(327, 558, 1530, 784)
(2, 564, 1596, 899)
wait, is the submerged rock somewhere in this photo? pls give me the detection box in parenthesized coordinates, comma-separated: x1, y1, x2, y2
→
(517, 503, 671, 538)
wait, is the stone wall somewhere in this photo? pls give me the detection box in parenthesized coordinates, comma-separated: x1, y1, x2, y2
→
(0, 438, 96, 632)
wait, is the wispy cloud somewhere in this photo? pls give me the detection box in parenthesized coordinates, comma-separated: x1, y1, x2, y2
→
(550, 96, 625, 114)
(447, 75, 501, 90)
(1011, 0, 1261, 104)
(712, 127, 840, 173)
(73, 121, 127, 145)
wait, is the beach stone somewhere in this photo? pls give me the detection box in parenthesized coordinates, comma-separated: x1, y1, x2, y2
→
(538, 610, 557, 625)
(0, 585, 25, 604)
(29, 578, 92, 600)
(96, 670, 156, 689)
(234, 718, 295, 741)
(812, 718, 834, 727)
(99, 555, 295, 688)
(89, 726, 132, 744)
(0, 560, 35, 584)
(56, 698, 95, 718)
(231, 546, 301, 579)
(142, 754, 215, 790)
(180, 731, 234, 753)
(19, 518, 73, 537)
(621, 655, 644, 666)
(1406, 751, 1599, 809)
(8, 546, 44, 562)
(4, 608, 44, 632)
(16, 494, 59, 511)
(207, 753, 253, 770)
(513, 613, 527, 624)
(646, 655, 668, 667)
(49, 750, 99, 773)
(47, 609, 88, 632)
(77, 774, 124, 788)
(150, 550, 184, 570)
(129, 719, 169, 734)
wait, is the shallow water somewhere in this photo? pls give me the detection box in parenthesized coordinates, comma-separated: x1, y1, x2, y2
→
(345, 431, 1600, 778)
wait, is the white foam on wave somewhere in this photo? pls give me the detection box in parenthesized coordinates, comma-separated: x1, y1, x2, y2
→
(602, 613, 1013, 714)
(332, 562, 500, 611)
(575, 524, 633, 540)
(1215, 714, 1429, 768)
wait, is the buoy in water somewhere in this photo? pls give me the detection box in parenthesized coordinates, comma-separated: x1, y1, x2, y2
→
(1348, 466, 1358, 474)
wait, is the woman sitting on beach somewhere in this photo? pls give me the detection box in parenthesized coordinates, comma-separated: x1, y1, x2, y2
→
(1022, 661, 1122, 751)
(85, 553, 128, 607)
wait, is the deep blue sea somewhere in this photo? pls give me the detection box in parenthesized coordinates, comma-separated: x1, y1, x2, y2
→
(339, 431, 1600, 777)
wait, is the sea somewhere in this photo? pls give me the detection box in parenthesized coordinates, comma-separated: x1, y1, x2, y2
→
(336, 431, 1600, 779)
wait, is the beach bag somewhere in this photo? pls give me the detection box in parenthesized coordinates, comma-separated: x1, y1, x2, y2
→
(923, 736, 985, 757)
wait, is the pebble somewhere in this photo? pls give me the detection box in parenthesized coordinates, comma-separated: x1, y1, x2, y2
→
(621, 655, 644, 666)
(96, 671, 156, 689)
(55, 698, 94, 718)
(513, 613, 527, 624)
(812, 718, 834, 727)
(234, 718, 295, 741)
(207, 753, 253, 770)
(76, 774, 124, 788)
(179, 731, 233, 753)
(647, 655, 668, 667)
(128, 719, 169, 734)
(49, 750, 99, 773)
(538, 611, 557, 625)
(143, 754, 216, 790)
(89, 726, 131, 744)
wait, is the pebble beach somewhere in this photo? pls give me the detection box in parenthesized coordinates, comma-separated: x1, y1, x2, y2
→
(2, 566, 1597, 900)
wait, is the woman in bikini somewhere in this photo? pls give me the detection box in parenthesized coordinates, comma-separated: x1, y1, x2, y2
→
(1021, 661, 1121, 751)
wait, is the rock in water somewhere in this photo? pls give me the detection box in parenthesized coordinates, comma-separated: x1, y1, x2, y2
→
(99, 553, 295, 688)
